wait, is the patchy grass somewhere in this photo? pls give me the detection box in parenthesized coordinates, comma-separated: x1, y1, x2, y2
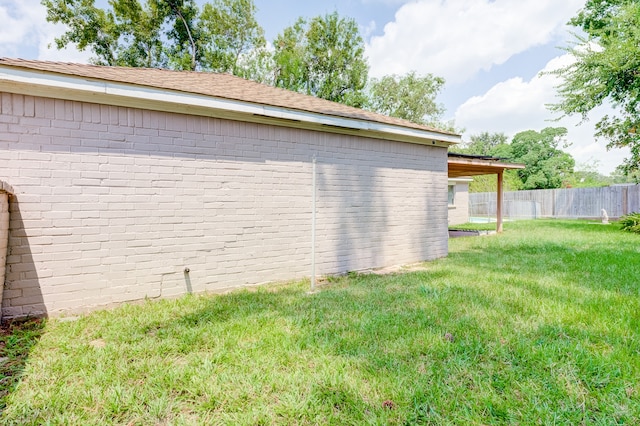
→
(2, 220, 640, 424)
(0, 319, 45, 412)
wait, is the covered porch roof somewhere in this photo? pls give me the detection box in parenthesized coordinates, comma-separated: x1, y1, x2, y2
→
(447, 152, 525, 178)
(447, 152, 525, 233)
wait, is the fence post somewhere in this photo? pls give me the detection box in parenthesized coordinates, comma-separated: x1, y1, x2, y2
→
(497, 171, 504, 233)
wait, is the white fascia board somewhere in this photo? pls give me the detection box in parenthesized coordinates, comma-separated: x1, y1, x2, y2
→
(448, 178, 474, 183)
(0, 66, 461, 145)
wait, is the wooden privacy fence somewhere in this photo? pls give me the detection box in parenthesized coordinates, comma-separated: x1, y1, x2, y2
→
(470, 185, 640, 220)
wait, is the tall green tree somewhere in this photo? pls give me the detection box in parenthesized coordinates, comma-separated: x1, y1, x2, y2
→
(452, 129, 577, 191)
(197, 0, 266, 75)
(111, 0, 166, 67)
(366, 72, 445, 126)
(273, 12, 368, 107)
(42, 0, 196, 68)
(160, 0, 201, 70)
(510, 127, 575, 190)
(42, 0, 267, 76)
(43, 0, 123, 66)
(551, 0, 640, 176)
(452, 132, 509, 156)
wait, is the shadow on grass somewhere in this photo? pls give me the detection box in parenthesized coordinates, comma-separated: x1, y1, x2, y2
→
(0, 319, 46, 412)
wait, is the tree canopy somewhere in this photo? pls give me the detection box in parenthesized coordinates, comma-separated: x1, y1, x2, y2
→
(197, 0, 266, 75)
(365, 72, 445, 126)
(43, 0, 192, 68)
(272, 12, 368, 107)
(453, 128, 576, 191)
(510, 127, 575, 190)
(551, 0, 640, 176)
(452, 132, 509, 156)
(42, 0, 266, 74)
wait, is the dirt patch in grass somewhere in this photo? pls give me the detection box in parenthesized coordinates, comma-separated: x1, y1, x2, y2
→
(360, 262, 430, 275)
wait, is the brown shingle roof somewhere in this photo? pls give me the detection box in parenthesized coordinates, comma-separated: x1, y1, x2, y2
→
(0, 58, 457, 137)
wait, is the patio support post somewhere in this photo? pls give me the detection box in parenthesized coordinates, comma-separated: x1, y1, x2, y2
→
(497, 170, 504, 233)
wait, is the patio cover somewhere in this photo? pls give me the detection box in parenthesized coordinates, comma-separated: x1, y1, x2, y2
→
(447, 152, 525, 233)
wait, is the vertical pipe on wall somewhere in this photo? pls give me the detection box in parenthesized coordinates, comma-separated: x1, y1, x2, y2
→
(0, 185, 13, 322)
(311, 156, 317, 292)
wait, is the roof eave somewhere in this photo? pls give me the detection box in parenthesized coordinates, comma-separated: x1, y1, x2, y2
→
(0, 65, 461, 148)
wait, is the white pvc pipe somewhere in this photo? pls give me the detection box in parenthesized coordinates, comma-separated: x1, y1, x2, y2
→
(311, 156, 317, 292)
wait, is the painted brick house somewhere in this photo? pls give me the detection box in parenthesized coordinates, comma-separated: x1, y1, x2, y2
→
(0, 59, 461, 320)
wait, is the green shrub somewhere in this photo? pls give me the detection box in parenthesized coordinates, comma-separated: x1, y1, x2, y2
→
(619, 212, 640, 233)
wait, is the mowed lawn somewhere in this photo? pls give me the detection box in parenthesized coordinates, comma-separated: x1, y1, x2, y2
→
(1, 220, 639, 425)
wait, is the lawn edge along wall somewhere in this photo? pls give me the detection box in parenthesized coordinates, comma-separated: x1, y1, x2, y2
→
(0, 58, 461, 321)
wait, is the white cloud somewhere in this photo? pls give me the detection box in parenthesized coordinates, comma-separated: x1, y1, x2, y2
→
(37, 35, 94, 63)
(366, 0, 584, 82)
(361, 20, 377, 38)
(454, 54, 630, 175)
(0, 0, 92, 62)
(0, 0, 43, 51)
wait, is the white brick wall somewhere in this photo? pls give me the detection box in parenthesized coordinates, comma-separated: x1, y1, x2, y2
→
(1, 92, 449, 319)
(448, 181, 470, 226)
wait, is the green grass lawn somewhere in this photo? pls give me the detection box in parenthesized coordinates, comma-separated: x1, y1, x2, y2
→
(2, 220, 639, 425)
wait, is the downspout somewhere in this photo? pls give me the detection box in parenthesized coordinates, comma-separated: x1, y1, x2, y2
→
(310, 156, 317, 292)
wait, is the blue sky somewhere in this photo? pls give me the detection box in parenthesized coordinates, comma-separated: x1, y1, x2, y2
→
(0, 0, 630, 174)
